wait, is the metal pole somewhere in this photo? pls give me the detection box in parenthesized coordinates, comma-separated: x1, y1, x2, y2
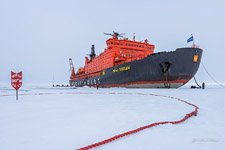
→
(53, 74, 55, 87)
(16, 90, 18, 100)
(192, 35, 195, 47)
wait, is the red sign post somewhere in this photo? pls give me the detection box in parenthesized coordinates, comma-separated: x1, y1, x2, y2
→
(11, 71, 22, 100)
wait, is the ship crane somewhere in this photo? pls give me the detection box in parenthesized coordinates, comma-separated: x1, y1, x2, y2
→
(69, 58, 76, 79)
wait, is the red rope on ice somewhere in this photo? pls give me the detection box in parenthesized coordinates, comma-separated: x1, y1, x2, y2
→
(0, 91, 199, 150)
(78, 92, 199, 150)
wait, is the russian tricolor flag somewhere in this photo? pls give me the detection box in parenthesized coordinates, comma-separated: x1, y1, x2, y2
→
(187, 35, 194, 43)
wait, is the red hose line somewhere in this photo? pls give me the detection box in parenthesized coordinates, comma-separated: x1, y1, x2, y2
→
(78, 92, 199, 150)
(0, 91, 199, 150)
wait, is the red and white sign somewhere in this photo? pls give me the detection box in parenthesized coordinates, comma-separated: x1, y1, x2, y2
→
(11, 71, 22, 90)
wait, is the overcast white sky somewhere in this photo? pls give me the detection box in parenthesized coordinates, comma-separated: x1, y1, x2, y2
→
(0, 0, 225, 85)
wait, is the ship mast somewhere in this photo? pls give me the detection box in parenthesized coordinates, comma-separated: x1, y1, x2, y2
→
(133, 33, 136, 41)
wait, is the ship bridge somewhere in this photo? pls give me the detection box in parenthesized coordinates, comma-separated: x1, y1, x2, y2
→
(82, 35, 155, 76)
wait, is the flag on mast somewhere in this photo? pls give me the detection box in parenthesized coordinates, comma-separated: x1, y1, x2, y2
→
(187, 34, 194, 43)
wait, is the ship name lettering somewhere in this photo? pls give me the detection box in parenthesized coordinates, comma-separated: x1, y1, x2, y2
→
(113, 66, 130, 73)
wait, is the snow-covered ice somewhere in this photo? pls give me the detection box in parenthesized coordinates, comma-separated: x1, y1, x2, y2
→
(0, 84, 225, 150)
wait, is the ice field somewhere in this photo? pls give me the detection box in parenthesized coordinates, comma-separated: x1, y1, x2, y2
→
(0, 84, 225, 150)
